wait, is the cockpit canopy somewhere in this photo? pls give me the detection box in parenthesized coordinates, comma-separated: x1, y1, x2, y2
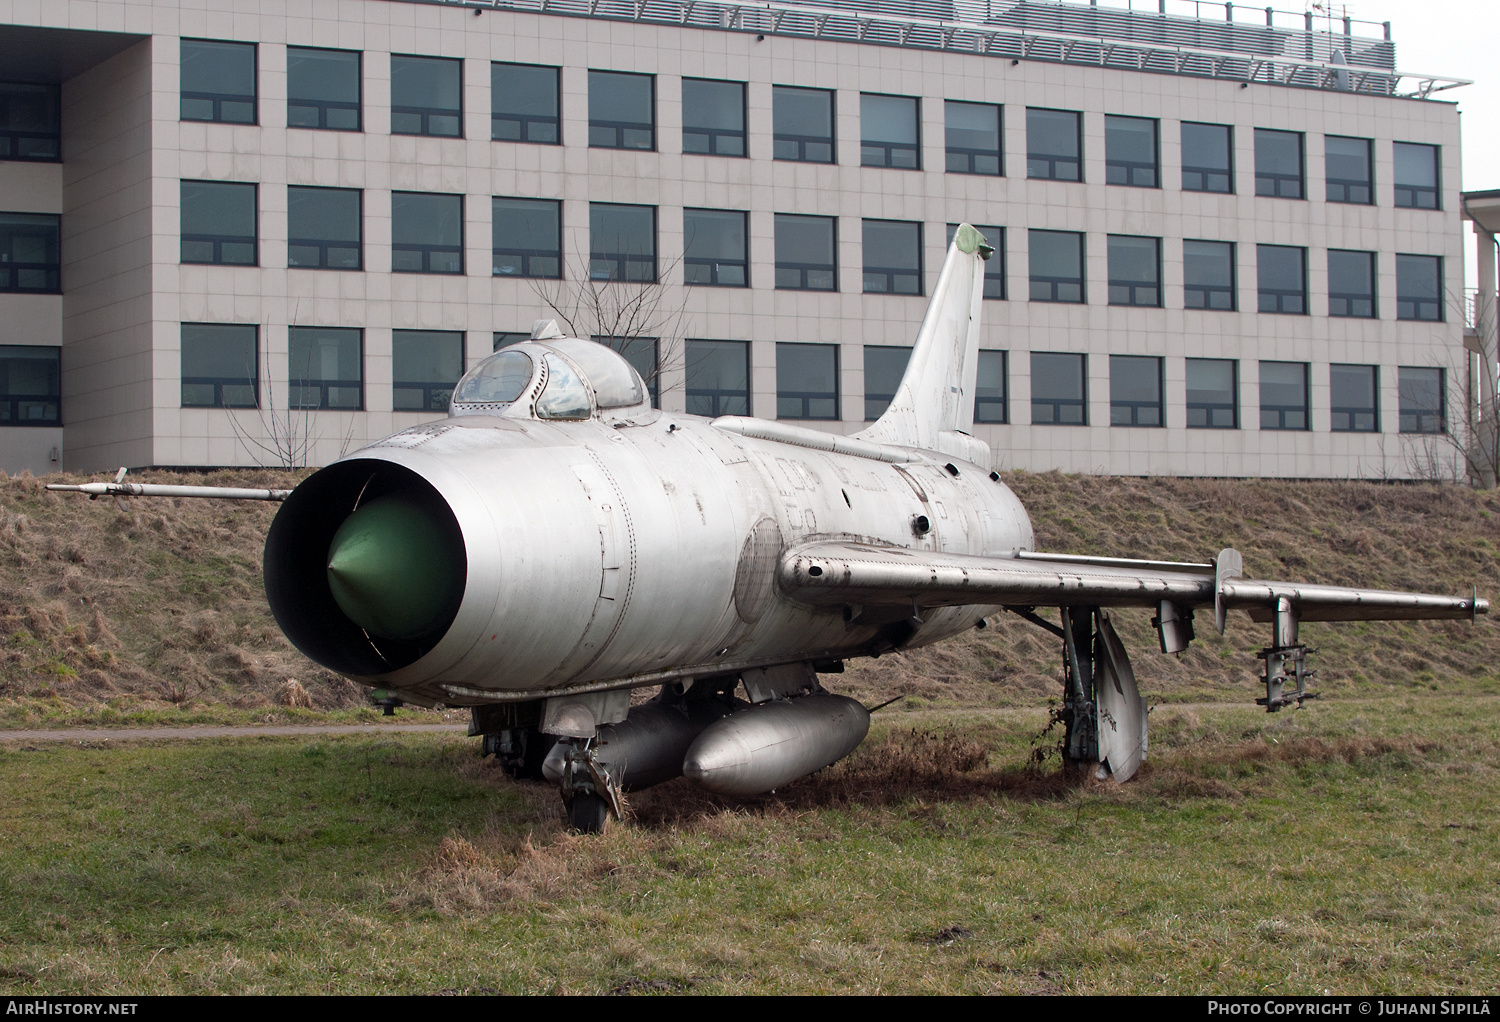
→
(449, 326, 652, 421)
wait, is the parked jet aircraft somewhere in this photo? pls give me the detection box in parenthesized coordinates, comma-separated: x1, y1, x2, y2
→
(51, 225, 1488, 832)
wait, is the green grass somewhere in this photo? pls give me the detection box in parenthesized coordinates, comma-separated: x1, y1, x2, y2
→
(1, 695, 1497, 995)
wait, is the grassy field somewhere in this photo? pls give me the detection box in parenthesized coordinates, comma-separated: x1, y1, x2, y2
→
(0, 695, 1496, 995)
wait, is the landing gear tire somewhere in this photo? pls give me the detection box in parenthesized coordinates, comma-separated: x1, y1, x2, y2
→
(568, 792, 610, 834)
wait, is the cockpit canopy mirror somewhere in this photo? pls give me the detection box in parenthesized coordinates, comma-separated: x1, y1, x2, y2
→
(448, 336, 651, 420)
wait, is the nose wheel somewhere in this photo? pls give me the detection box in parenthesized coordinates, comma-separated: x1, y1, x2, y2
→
(569, 792, 611, 833)
(557, 737, 623, 834)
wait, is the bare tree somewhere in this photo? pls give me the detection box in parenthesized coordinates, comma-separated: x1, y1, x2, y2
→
(226, 317, 360, 470)
(1408, 286, 1500, 488)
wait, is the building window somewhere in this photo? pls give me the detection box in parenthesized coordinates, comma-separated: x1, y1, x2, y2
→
(287, 47, 360, 131)
(1027, 108, 1081, 181)
(392, 192, 463, 274)
(1254, 129, 1303, 198)
(590, 203, 656, 282)
(773, 86, 834, 164)
(492, 197, 561, 279)
(775, 214, 836, 291)
(0, 83, 60, 161)
(683, 78, 745, 157)
(1399, 367, 1444, 434)
(686, 339, 750, 417)
(945, 101, 1001, 175)
(1110, 355, 1163, 427)
(860, 94, 919, 170)
(597, 336, 659, 407)
(1107, 235, 1160, 307)
(863, 345, 910, 420)
(1397, 255, 1443, 321)
(777, 342, 838, 420)
(975, 350, 1008, 424)
(863, 220, 922, 295)
(287, 187, 362, 271)
(393, 330, 464, 413)
(1325, 136, 1372, 204)
(180, 181, 257, 266)
(1184, 240, 1235, 311)
(1259, 361, 1308, 430)
(181, 323, 257, 408)
(492, 62, 559, 144)
(0, 213, 60, 293)
(493, 332, 529, 351)
(947, 223, 1005, 300)
(1394, 142, 1440, 209)
(289, 326, 362, 409)
(0, 345, 61, 425)
(1330, 364, 1378, 432)
(390, 55, 462, 138)
(1186, 358, 1238, 429)
(1029, 230, 1084, 303)
(1257, 245, 1306, 314)
(1181, 122, 1232, 193)
(589, 70, 654, 150)
(1327, 250, 1376, 318)
(180, 40, 256, 124)
(684, 208, 748, 287)
(1105, 115, 1158, 188)
(1031, 352, 1086, 425)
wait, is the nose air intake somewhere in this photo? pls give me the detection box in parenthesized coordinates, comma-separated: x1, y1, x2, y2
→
(326, 494, 466, 641)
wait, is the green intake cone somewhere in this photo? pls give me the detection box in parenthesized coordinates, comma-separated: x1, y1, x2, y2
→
(326, 494, 465, 641)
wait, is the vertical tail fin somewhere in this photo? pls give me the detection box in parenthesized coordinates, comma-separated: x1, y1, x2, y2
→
(854, 224, 992, 462)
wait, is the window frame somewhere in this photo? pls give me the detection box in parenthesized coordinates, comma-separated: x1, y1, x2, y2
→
(1327, 249, 1377, 319)
(1330, 363, 1379, 433)
(286, 46, 362, 132)
(974, 349, 1008, 424)
(286, 185, 363, 271)
(1394, 142, 1441, 210)
(392, 329, 466, 414)
(491, 61, 561, 145)
(180, 180, 258, 267)
(776, 342, 840, 421)
(180, 39, 258, 125)
(685, 339, 751, 417)
(589, 202, 658, 283)
(492, 196, 563, 280)
(0, 82, 62, 162)
(1026, 107, 1082, 182)
(588, 70, 655, 151)
(1185, 357, 1239, 430)
(773, 85, 835, 164)
(1030, 351, 1088, 426)
(1259, 360, 1309, 431)
(288, 325, 364, 411)
(862, 219, 923, 296)
(1109, 354, 1164, 427)
(1106, 234, 1162, 307)
(863, 344, 911, 421)
(391, 191, 465, 275)
(775, 213, 837, 292)
(1254, 128, 1304, 199)
(0, 344, 62, 426)
(860, 93, 920, 170)
(180, 323, 258, 409)
(682, 78, 747, 158)
(390, 54, 463, 139)
(1183, 239, 1236, 311)
(944, 100, 1002, 176)
(1396, 254, 1444, 321)
(1104, 115, 1159, 188)
(1181, 121, 1233, 193)
(683, 208, 749, 288)
(1398, 366, 1445, 435)
(1256, 244, 1307, 315)
(0, 212, 61, 293)
(1028, 229, 1085, 304)
(1325, 135, 1373, 205)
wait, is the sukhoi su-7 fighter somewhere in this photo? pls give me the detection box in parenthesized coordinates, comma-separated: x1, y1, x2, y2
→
(51, 225, 1489, 831)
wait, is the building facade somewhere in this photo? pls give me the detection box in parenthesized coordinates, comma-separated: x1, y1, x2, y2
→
(0, 0, 1470, 477)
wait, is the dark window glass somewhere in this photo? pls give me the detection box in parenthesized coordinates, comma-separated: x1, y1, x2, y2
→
(1029, 230, 1084, 303)
(180, 40, 256, 124)
(589, 70, 654, 151)
(1330, 364, 1378, 432)
(493, 332, 530, 350)
(1027, 108, 1081, 181)
(181, 323, 257, 408)
(1328, 249, 1376, 318)
(492, 197, 561, 279)
(596, 336, 659, 407)
(287, 47, 360, 131)
(773, 86, 834, 163)
(777, 343, 838, 420)
(686, 339, 750, 417)
(0, 213, 60, 293)
(684, 208, 748, 287)
(948, 223, 1005, 299)
(1399, 367, 1444, 434)
(1184, 240, 1235, 311)
(590, 203, 656, 282)
(0, 83, 61, 161)
(1397, 254, 1443, 321)
(1181, 121, 1232, 193)
(288, 326, 363, 409)
(393, 330, 464, 413)
(775, 214, 836, 291)
(1031, 352, 1086, 425)
(683, 79, 745, 157)
(863, 345, 910, 420)
(391, 55, 462, 138)
(1325, 135, 1372, 204)
(861, 94, 919, 169)
(1105, 116, 1158, 188)
(1186, 358, 1238, 429)
(945, 101, 1001, 176)
(1109, 355, 1162, 427)
(1259, 361, 1308, 430)
(863, 220, 922, 295)
(1255, 129, 1303, 198)
(287, 187, 362, 271)
(975, 350, 1007, 424)
(180, 181, 257, 266)
(391, 192, 463, 274)
(1257, 244, 1306, 314)
(0, 344, 61, 425)
(1394, 142, 1440, 209)
(492, 62, 559, 144)
(1107, 235, 1160, 307)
